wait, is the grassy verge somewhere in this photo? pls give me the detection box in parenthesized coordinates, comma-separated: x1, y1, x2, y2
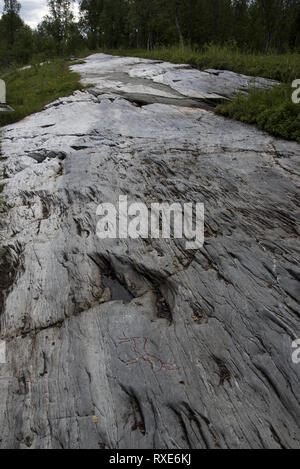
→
(104, 45, 300, 142)
(1, 46, 299, 141)
(217, 84, 300, 142)
(0, 59, 84, 127)
(0, 59, 85, 254)
(104, 44, 300, 84)
(0, 59, 85, 253)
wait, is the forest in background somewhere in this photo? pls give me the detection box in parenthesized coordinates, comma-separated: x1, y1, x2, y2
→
(0, 0, 299, 142)
(79, 0, 300, 52)
(0, 0, 300, 69)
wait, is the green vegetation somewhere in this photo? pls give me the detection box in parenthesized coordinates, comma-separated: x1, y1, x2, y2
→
(80, 0, 300, 54)
(0, 60, 84, 127)
(104, 44, 300, 83)
(217, 85, 300, 143)
(0, 1, 85, 69)
(1, 1, 300, 71)
(0, 1, 299, 142)
(104, 45, 300, 142)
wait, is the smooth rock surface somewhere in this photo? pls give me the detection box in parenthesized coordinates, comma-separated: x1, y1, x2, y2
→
(0, 54, 299, 449)
(73, 54, 278, 105)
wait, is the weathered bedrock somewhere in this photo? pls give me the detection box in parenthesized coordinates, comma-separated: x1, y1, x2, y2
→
(0, 54, 299, 449)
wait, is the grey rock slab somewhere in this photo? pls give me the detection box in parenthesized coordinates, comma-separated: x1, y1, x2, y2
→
(0, 54, 299, 449)
(147, 68, 278, 100)
(71, 53, 277, 105)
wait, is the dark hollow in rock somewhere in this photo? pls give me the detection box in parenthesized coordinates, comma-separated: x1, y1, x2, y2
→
(102, 274, 134, 302)
(89, 253, 135, 303)
(27, 150, 67, 163)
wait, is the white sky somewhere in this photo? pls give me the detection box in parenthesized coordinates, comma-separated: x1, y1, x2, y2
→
(0, 0, 80, 29)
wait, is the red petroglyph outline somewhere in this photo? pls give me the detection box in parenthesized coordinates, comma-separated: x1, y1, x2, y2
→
(119, 337, 179, 373)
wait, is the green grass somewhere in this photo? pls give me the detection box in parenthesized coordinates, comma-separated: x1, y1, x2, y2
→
(104, 45, 300, 142)
(0, 59, 84, 127)
(217, 84, 300, 142)
(1, 46, 299, 142)
(0, 59, 86, 252)
(104, 44, 300, 83)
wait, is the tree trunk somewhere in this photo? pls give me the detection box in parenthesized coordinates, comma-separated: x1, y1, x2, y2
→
(175, 16, 184, 46)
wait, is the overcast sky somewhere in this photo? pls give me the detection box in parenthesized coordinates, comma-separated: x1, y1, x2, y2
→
(0, 0, 80, 29)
